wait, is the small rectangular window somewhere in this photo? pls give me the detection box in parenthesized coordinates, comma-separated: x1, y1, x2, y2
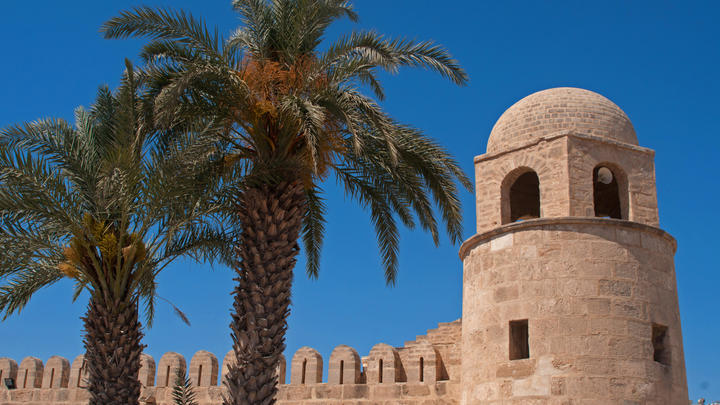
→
(653, 324, 670, 365)
(509, 319, 529, 360)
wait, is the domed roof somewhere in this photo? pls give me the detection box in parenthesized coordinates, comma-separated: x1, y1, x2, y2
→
(487, 87, 637, 153)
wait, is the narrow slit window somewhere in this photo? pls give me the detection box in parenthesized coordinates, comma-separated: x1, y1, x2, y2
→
(419, 357, 424, 382)
(653, 324, 670, 365)
(378, 359, 383, 383)
(165, 366, 170, 386)
(509, 319, 530, 360)
(78, 360, 86, 387)
(198, 365, 203, 386)
(339, 360, 344, 384)
(301, 359, 307, 384)
(49, 368, 55, 387)
(23, 369, 28, 389)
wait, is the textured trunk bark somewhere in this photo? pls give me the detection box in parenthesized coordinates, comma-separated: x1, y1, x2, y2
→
(224, 180, 306, 405)
(82, 293, 144, 405)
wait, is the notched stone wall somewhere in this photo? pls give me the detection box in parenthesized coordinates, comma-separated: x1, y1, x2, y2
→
(0, 320, 462, 405)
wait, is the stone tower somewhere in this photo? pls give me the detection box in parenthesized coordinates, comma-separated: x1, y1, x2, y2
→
(459, 88, 688, 404)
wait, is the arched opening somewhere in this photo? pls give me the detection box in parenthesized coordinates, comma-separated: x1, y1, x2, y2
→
(502, 168, 540, 223)
(593, 165, 625, 219)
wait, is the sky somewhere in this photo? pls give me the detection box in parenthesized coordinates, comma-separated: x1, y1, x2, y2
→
(0, 0, 718, 401)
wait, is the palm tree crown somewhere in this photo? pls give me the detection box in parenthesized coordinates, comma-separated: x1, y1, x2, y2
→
(0, 63, 228, 405)
(102, 2, 470, 404)
(103, 0, 471, 283)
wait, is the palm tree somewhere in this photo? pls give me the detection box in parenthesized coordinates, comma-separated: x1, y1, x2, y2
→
(172, 368, 199, 405)
(0, 63, 230, 405)
(102, 2, 471, 404)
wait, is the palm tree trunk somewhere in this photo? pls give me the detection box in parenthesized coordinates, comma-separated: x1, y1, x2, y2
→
(82, 293, 144, 405)
(224, 180, 306, 405)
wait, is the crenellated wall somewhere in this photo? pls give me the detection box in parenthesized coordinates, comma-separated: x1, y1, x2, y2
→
(0, 320, 462, 405)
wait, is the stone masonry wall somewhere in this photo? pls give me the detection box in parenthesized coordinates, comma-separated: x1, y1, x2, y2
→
(566, 134, 659, 226)
(460, 218, 688, 404)
(474, 134, 570, 234)
(475, 131, 660, 236)
(0, 321, 462, 405)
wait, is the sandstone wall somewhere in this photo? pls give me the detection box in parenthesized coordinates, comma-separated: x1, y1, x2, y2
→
(0, 321, 462, 405)
(566, 134, 659, 226)
(474, 134, 570, 234)
(460, 218, 688, 404)
(475, 131, 660, 235)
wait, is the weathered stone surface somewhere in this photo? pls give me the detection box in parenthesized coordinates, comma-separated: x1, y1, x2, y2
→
(460, 87, 687, 405)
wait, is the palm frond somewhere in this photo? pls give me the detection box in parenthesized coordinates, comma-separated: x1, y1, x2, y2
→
(0, 266, 64, 319)
(322, 30, 468, 85)
(301, 186, 326, 278)
(101, 6, 222, 60)
(333, 165, 399, 284)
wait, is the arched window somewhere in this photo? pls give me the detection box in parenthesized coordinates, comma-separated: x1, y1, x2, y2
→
(502, 168, 540, 224)
(593, 165, 625, 219)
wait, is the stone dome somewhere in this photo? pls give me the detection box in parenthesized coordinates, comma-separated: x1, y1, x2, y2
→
(487, 87, 637, 153)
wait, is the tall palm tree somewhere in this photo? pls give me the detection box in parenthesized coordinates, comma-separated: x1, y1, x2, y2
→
(0, 63, 231, 405)
(102, 2, 471, 404)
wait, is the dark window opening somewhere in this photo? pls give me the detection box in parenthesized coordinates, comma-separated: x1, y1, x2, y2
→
(653, 324, 670, 365)
(3, 377, 15, 390)
(49, 368, 55, 388)
(593, 166, 622, 219)
(378, 359, 384, 383)
(23, 370, 28, 389)
(339, 360, 344, 384)
(198, 365, 203, 386)
(165, 366, 170, 386)
(419, 357, 424, 382)
(509, 320, 530, 360)
(510, 172, 540, 222)
(78, 360, 86, 387)
(301, 359, 307, 384)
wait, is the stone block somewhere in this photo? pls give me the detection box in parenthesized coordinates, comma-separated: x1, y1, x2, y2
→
(290, 347, 323, 385)
(598, 280, 632, 297)
(328, 345, 361, 385)
(189, 350, 219, 387)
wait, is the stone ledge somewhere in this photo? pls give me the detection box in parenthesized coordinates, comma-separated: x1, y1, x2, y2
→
(459, 217, 676, 259)
(474, 130, 654, 164)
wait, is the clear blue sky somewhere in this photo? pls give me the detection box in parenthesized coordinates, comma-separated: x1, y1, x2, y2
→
(1, 0, 718, 401)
